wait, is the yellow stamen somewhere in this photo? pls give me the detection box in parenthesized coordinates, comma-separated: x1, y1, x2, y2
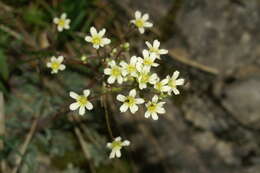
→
(135, 19, 144, 28)
(111, 67, 121, 77)
(51, 62, 60, 70)
(58, 19, 65, 27)
(92, 36, 101, 45)
(126, 96, 135, 106)
(148, 104, 156, 112)
(77, 96, 88, 106)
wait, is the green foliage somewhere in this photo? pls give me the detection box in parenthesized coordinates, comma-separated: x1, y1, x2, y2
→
(22, 5, 48, 27)
(0, 49, 9, 81)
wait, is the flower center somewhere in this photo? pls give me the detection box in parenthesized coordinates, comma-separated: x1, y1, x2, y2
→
(168, 79, 176, 88)
(135, 19, 144, 28)
(143, 58, 153, 66)
(155, 82, 162, 90)
(127, 65, 136, 73)
(111, 67, 121, 77)
(150, 48, 159, 53)
(112, 141, 122, 149)
(126, 96, 135, 106)
(148, 103, 157, 112)
(77, 96, 88, 106)
(140, 73, 149, 83)
(51, 62, 61, 70)
(92, 36, 102, 45)
(58, 19, 65, 27)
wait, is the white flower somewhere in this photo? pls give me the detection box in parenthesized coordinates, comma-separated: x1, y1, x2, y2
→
(120, 56, 140, 77)
(53, 13, 70, 32)
(104, 60, 126, 84)
(137, 50, 158, 70)
(116, 89, 144, 114)
(85, 27, 111, 49)
(69, 90, 93, 115)
(167, 71, 185, 95)
(130, 11, 153, 34)
(154, 78, 171, 93)
(46, 56, 66, 74)
(107, 137, 130, 159)
(145, 40, 168, 58)
(136, 66, 158, 90)
(145, 95, 166, 120)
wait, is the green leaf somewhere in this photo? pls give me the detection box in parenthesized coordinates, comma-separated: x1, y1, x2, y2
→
(0, 49, 9, 80)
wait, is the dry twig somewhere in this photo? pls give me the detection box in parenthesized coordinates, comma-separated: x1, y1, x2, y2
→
(11, 119, 38, 173)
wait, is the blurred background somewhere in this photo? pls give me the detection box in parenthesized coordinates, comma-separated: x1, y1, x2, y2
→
(1, 0, 260, 172)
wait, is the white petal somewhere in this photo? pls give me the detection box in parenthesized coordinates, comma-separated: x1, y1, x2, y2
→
(102, 38, 111, 45)
(135, 98, 144, 104)
(161, 78, 169, 85)
(83, 89, 90, 97)
(152, 95, 159, 102)
(53, 18, 59, 24)
(149, 74, 158, 84)
(51, 69, 58, 74)
(98, 28, 106, 37)
(151, 113, 158, 120)
(176, 79, 185, 85)
(157, 107, 166, 114)
(159, 49, 168, 54)
(120, 103, 128, 112)
(130, 56, 139, 64)
(142, 49, 149, 58)
(142, 13, 149, 21)
(117, 76, 123, 84)
(70, 92, 79, 99)
(173, 88, 180, 95)
(104, 68, 111, 75)
(108, 60, 116, 66)
(93, 44, 99, 49)
(139, 83, 147, 90)
(59, 64, 66, 71)
(117, 94, 126, 102)
(129, 89, 136, 97)
(107, 76, 116, 84)
(138, 28, 145, 34)
(122, 140, 130, 146)
(144, 111, 150, 118)
(115, 137, 122, 141)
(85, 36, 92, 42)
(61, 13, 67, 19)
(135, 11, 141, 19)
(51, 56, 56, 61)
(69, 102, 80, 110)
(115, 150, 121, 158)
(57, 26, 63, 32)
(144, 22, 153, 27)
(90, 26, 97, 36)
(57, 56, 64, 62)
(109, 150, 116, 159)
(172, 71, 180, 79)
(130, 105, 138, 113)
(79, 106, 85, 115)
(145, 41, 152, 49)
(85, 102, 93, 110)
(119, 61, 127, 68)
(46, 62, 51, 67)
(107, 143, 112, 148)
(153, 40, 160, 48)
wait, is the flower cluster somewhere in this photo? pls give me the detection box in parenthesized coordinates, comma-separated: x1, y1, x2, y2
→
(104, 39, 184, 120)
(48, 10, 185, 159)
